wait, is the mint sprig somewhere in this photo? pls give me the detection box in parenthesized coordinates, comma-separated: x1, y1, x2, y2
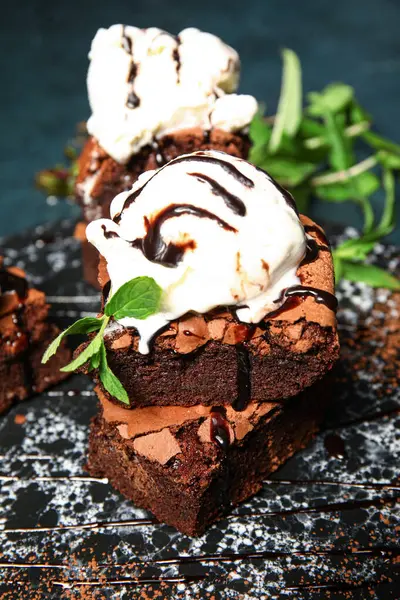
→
(42, 276, 162, 404)
(249, 49, 400, 290)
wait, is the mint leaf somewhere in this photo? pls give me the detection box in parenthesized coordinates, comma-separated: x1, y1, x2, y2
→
(42, 317, 102, 364)
(249, 109, 271, 147)
(308, 83, 354, 117)
(260, 156, 316, 187)
(341, 261, 400, 290)
(299, 118, 326, 139)
(248, 113, 272, 166)
(98, 342, 129, 405)
(269, 48, 302, 152)
(315, 171, 380, 202)
(60, 316, 109, 372)
(291, 185, 311, 214)
(380, 168, 396, 231)
(376, 150, 400, 170)
(324, 112, 354, 171)
(105, 276, 162, 320)
(350, 101, 372, 125)
(332, 254, 344, 282)
(88, 351, 101, 371)
(363, 130, 400, 156)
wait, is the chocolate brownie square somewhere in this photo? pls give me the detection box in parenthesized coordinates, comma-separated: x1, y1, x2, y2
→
(0, 262, 71, 414)
(82, 216, 339, 409)
(87, 380, 329, 536)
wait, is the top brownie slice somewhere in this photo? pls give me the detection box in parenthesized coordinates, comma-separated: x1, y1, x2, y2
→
(84, 214, 338, 409)
(80, 147, 339, 410)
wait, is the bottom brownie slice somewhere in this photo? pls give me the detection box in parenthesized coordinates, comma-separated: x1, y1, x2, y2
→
(88, 382, 329, 536)
(0, 262, 71, 414)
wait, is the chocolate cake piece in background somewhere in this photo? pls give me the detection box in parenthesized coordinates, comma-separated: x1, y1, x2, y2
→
(75, 25, 258, 286)
(77, 129, 251, 225)
(82, 215, 339, 409)
(0, 261, 71, 414)
(88, 380, 329, 536)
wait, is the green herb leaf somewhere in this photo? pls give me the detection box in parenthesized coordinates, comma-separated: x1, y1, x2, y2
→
(324, 112, 354, 171)
(315, 171, 380, 202)
(341, 261, 400, 290)
(105, 277, 162, 320)
(259, 156, 316, 187)
(362, 130, 400, 155)
(98, 342, 129, 405)
(307, 83, 354, 117)
(332, 253, 344, 282)
(60, 316, 109, 372)
(248, 109, 271, 147)
(291, 185, 311, 214)
(89, 351, 102, 371)
(249, 112, 272, 166)
(299, 118, 326, 139)
(248, 110, 272, 166)
(269, 49, 302, 152)
(380, 168, 396, 231)
(376, 150, 400, 170)
(350, 102, 372, 125)
(42, 317, 103, 364)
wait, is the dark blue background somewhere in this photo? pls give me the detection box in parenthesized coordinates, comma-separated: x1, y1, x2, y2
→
(1, 0, 399, 241)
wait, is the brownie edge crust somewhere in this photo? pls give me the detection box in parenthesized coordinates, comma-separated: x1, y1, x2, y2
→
(87, 382, 329, 536)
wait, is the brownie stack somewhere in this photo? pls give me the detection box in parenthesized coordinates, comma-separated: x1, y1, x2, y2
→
(74, 24, 257, 287)
(81, 150, 340, 536)
(0, 260, 70, 414)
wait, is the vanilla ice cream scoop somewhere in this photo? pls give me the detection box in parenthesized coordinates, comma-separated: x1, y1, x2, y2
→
(86, 150, 307, 353)
(86, 25, 258, 163)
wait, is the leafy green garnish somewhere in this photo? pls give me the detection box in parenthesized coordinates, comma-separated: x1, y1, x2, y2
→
(35, 123, 86, 197)
(105, 276, 162, 320)
(269, 49, 302, 152)
(98, 342, 129, 404)
(248, 49, 400, 290)
(42, 317, 102, 364)
(42, 276, 162, 404)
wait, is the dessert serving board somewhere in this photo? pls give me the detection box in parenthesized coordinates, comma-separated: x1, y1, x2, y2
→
(0, 219, 398, 599)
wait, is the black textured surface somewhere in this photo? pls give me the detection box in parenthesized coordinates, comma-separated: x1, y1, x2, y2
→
(0, 220, 398, 599)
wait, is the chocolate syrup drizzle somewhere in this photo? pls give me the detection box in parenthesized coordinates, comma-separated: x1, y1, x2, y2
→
(253, 165, 299, 214)
(114, 152, 253, 222)
(302, 237, 330, 265)
(132, 204, 236, 267)
(172, 35, 182, 83)
(188, 172, 246, 216)
(170, 153, 255, 188)
(273, 285, 338, 312)
(210, 407, 230, 450)
(101, 225, 119, 240)
(122, 26, 140, 109)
